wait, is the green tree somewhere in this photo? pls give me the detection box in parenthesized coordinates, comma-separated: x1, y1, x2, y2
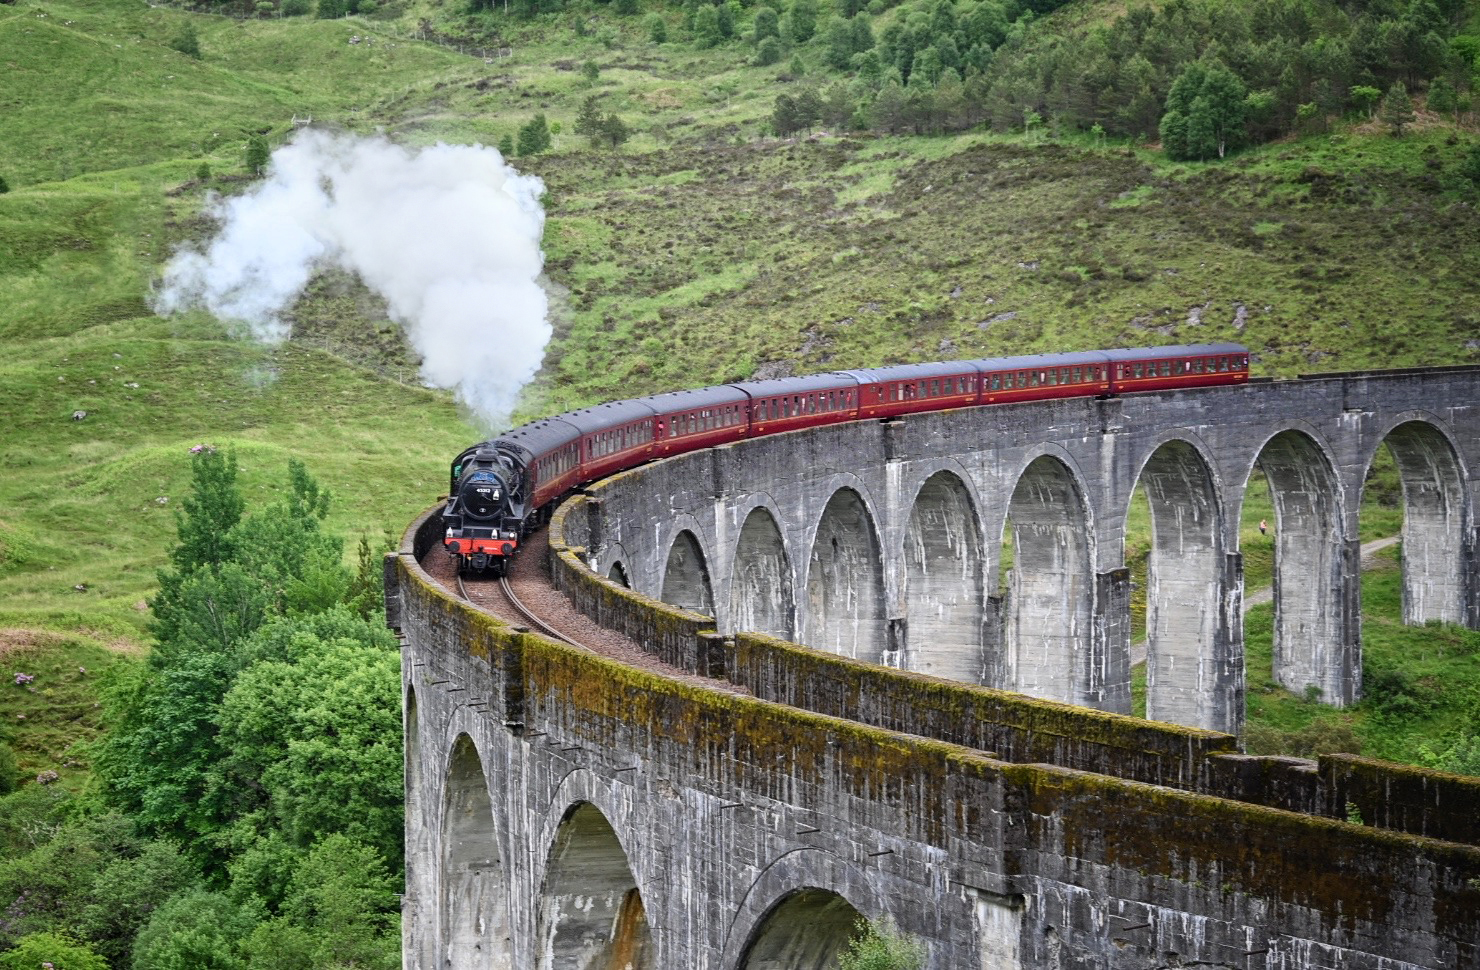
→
(614, 0, 639, 12)
(1427, 76, 1457, 117)
(755, 35, 783, 65)
(787, 0, 818, 42)
(170, 447, 243, 575)
(580, 59, 600, 84)
(646, 12, 667, 41)
(0, 175, 8, 194)
(1350, 84, 1382, 118)
(131, 889, 257, 970)
(498, 133, 515, 156)
(575, 94, 606, 144)
(599, 113, 632, 149)
(693, 5, 722, 48)
(0, 933, 109, 970)
(751, 5, 779, 41)
(838, 918, 926, 970)
(1160, 61, 1247, 160)
(1381, 81, 1415, 136)
(213, 638, 404, 866)
(245, 135, 270, 176)
(516, 113, 552, 155)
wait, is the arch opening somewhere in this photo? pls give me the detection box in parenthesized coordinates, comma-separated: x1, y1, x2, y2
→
(903, 471, 985, 683)
(442, 735, 513, 969)
(1252, 430, 1350, 705)
(536, 802, 654, 970)
(1003, 456, 1092, 706)
(1134, 441, 1228, 730)
(1376, 421, 1468, 626)
(607, 561, 630, 588)
(738, 889, 864, 970)
(661, 530, 715, 616)
(728, 507, 796, 640)
(806, 489, 887, 664)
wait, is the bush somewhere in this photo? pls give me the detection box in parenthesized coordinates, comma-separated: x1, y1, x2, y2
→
(754, 36, 783, 66)
(0, 933, 109, 970)
(281, 0, 311, 15)
(169, 22, 202, 59)
(0, 174, 8, 194)
(839, 918, 925, 970)
(645, 12, 666, 42)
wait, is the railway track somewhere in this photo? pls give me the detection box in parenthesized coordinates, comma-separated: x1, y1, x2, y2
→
(456, 570, 589, 651)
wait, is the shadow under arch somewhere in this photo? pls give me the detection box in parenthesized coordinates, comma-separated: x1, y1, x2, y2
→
(1003, 454, 1093, 706)
(661, 529, 715, 616)
(729, 505, 796, 640)
(1132, 438, 1232, 731)
(737, 889, 865, 970)
(536, 801, 654, 970)
(1370, 418, 1470, 626)
(807, 487, 887, 664)
(1246, 428, 1352, 705)
(442, 733, 513, 969)
(607, 561, 631, 588)
(903, 469, 985, 683)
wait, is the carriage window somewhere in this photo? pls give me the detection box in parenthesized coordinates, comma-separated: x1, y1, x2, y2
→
(1132, 363, 1143, 378)
(1217, 357, 1228, 371)
(928, 380, 937, 396)
(990, 375, 1000, 390)
(1160, 362, 1171, 376)
(1071, 367, 1081, 383)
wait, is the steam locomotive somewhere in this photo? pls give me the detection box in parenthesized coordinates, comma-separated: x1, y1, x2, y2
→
(442, 343, 1250, 574)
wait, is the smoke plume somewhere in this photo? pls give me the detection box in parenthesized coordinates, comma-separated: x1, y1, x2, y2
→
(154, 130, 550, 429)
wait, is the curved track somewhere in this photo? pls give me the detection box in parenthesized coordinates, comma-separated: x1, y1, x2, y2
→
(456, 569, 589, 651)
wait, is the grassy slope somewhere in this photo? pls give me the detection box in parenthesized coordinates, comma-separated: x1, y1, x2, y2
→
(0, 0, 1476, 772)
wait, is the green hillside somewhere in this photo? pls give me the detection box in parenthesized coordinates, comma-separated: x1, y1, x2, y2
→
(0, 0, 1478, 960)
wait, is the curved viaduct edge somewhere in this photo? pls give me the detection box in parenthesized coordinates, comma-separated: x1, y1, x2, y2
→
(388, 376, 1480, 967)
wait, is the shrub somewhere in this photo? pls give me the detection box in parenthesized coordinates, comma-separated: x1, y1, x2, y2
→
(839, 918, 925, 970)
(645, 12, 666, 42)
(282, 0, 311, 15)
(0, 933, 109, 970)
(754, 36, 782, 66)
(170, 22, 202, 59)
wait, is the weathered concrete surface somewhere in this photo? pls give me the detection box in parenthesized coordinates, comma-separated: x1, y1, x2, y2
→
(580, 369, 1480, 734)
(391, 499, 1480, 970)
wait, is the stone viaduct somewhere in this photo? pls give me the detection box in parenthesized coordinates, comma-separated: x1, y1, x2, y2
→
(388, 367, 1480, 970)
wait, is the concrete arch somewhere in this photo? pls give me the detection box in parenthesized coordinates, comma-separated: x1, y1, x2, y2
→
(729, 505, 796, 641)
(1245, 428, 1354, 705)
(661, 529, 715, 617)
(737, 889, 865, 970)
(1365, 416, 1470, 626)
(441, 733, 513, 970)
(1130, 438, 1230, 730)
(806, 487, 888, 664)
(536, 801, 654, 970)
(902, 469, 986, 683)
(608, 561, 631, 588)
(720, 847, 887, 970)
(1001, 454, 1095, 706)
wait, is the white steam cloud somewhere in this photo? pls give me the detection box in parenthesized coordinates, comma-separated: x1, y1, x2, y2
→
(154, 130, 550, 428)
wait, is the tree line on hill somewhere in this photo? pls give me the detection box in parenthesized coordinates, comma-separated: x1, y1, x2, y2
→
(0, 450, 402, 970)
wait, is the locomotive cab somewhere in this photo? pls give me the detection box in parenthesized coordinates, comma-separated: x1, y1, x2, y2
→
(444, 443, 531, 575)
